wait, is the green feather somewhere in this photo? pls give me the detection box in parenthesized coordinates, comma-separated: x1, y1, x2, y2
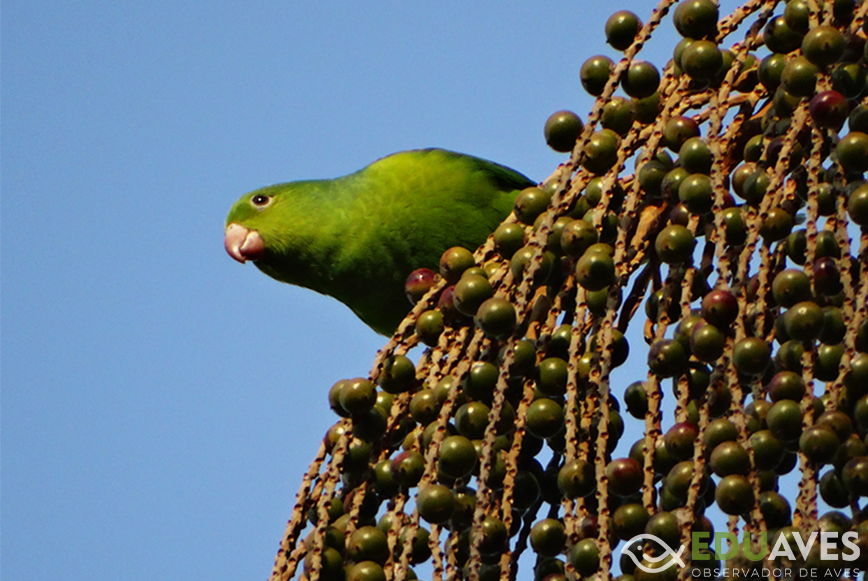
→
(225, 148, 534, 335)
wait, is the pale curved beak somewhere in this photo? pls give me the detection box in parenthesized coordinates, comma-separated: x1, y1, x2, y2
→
(224, 223, 265, 263)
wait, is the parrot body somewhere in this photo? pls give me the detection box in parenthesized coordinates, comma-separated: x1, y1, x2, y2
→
(224, 148, 535, 335)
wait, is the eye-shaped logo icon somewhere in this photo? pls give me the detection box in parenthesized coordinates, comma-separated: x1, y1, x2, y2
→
(620, 534, 687, 573)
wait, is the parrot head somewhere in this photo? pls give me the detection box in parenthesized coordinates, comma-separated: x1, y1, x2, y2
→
(224, 179, 343, 292)
(224, 181, 311, 267)
(223, 187, 276, 264)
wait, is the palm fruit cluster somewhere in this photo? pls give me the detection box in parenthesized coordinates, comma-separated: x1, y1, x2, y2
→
(270, 1, 868, 580)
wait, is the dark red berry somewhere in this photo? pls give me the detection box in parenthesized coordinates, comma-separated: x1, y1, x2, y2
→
(809, 90, 848, 129)
(405, 268, 438, 304)
(701, 289, 739, 327)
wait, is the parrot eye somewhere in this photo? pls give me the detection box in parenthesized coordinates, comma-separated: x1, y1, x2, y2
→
(251, 194, 271, 207)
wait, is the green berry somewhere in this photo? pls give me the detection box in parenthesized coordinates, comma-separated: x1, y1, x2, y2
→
(544, 110, 583, 153)
(655, 224, 695, 264)
(801, 25, 845, 66)
(680, 39, 723, 82)
(622, 61, 661, 99)
(605, 10, 642, 51)
(580, 55, 614, 96)
(673, 0, 719, 39)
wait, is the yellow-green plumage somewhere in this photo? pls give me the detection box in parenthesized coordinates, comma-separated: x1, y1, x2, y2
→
(224, 148, 534, 335)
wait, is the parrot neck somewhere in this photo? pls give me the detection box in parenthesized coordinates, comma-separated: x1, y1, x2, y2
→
(257, 173, 386, 305)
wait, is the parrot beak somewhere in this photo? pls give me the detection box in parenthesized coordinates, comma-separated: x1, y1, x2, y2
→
(224, 223, 265, 263)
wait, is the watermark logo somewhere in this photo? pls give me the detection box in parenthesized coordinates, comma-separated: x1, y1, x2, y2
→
(618, 531, 862, 578)
(621, 534, 686, 573)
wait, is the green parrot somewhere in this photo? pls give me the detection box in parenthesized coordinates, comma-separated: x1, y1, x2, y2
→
(224, 148, 535, 335)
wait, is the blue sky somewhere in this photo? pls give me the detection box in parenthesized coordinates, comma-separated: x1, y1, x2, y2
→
(2, 2, 755, 579)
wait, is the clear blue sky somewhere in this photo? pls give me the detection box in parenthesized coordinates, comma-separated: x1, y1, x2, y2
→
(3, 2, 752, 580)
